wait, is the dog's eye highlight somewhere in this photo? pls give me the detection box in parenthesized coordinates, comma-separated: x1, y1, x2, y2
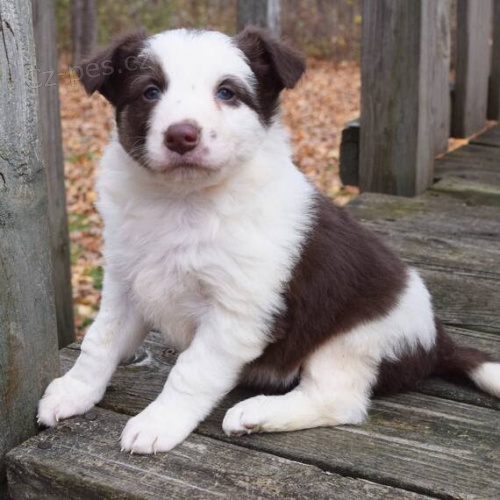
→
(143, 86, 161, 101)
(216, 87, 235, 101)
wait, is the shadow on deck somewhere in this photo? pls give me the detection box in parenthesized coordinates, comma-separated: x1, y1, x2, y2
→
(6, 125, 500, 499)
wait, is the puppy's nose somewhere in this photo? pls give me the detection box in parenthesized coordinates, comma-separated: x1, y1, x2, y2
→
(165, 122, 200, 155)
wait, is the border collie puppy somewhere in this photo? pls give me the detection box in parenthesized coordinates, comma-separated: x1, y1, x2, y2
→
(38, 28, 500, 454)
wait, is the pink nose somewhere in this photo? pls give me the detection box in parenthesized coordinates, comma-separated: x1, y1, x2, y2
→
(164, 122, 200, 155)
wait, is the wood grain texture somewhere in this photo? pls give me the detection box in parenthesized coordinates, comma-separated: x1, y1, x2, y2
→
(360, 0, 437, 196)
(435, 144, 500, 177)
(6, 408, 430, 500)
(433, 142, 500, 205)
(431, 177, 500, 206)
(32, 0, 75, 348)
(200, 394, 500, 500)
(432, 0, 452, 155)
(452, 0, 492, 137)
(347, 191, 500, 275)
(53, 327, 500, 500)
(0, 0, 59, 494)
(470, 124, 500, 147)
(488, 0, 500, 120)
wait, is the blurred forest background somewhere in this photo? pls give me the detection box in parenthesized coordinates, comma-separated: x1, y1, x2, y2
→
(55, 0, 363, 335)
(56, 0, 362, 60)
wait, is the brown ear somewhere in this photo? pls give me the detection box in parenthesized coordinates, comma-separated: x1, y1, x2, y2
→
(77, 29, 148, 106)
(234, 27, 305, 123)
(234, 27, 306, 90)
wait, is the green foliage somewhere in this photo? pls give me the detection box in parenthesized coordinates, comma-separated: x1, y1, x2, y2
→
(70, 242, 83, 265)
(87, 265, 104, 291)
(68, 213, 90, 232)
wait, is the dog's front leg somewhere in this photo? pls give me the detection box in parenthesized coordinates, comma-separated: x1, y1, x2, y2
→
(120, 310, 265, 454)
(38, 270, 148, 426)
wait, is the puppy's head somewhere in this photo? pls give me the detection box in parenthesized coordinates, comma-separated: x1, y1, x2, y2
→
(79, 28, 305, 180)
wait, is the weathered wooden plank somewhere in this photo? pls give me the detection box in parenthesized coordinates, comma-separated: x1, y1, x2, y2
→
(348, 191, 500, 262)
(488, 0, 500, 120)
(201, 394, 500, 500)
(347, 191, 500, 241)
(361, 227, 500, 278)
(470, 124, 500, 147)
(431, 177, 500, 206)
(436, 144, 500, 174)
(360, 0, 439, 196)
(7, 408, 430, 500)
(237, 0, 281, 37)
(452, 0, 492, 137)
(421, 268, 500, 334)
(55, 331, 500, 500)
(32, 0, 75, 348)
(432, 142, 500, 204)
(347, 192, 500, 274)
(432, 0, 452, 155)
(0, 0, 59, 494)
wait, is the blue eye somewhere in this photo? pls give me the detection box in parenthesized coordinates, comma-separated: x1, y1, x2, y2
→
(144, 86, 161, 101)
(216, 87, 235, 101)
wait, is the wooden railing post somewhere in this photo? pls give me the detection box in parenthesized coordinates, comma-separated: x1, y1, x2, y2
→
(237, 0, 281, 37)
(488, 0, 500, 120)
(432, 0, 452, 155)
(0, 0, 59, 493)
(452, 0, 492, 137)
(360, 0, 450, 196)
(32, 0, 75, 348)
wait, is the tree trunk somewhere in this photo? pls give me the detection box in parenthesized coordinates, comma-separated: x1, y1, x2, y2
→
(32, 0, 75, 348)
(0, 0, 59, 494)
(71, 0, 97, 64)
(237, 0, 281, 37)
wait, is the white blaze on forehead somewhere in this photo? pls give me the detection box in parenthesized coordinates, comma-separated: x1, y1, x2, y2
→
(146, 29, 255, 91)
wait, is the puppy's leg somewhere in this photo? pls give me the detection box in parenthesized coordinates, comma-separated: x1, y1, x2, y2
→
(223, 336, 378, 436)
(120, 310, 266, 454)
(38, 270, 148, 426)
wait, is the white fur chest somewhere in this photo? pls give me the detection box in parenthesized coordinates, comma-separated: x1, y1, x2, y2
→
(97, 140, 315, 352)
(103, 190, 228, 349)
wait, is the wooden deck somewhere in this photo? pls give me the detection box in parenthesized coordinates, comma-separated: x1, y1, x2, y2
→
(6, 125, 500, 499)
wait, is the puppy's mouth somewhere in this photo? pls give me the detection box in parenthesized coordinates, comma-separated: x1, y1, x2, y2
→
(150, 157, 219, 177)
(157, 160, 216, 173)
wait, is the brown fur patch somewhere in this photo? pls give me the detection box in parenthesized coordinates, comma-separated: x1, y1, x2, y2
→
(434, 319, 494, 380)
(78, 29, 167, 167)
(241, 193, 408, 392)
(234, 27, 306, 124)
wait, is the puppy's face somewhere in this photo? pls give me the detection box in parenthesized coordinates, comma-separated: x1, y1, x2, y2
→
(79, 28, 305, 182)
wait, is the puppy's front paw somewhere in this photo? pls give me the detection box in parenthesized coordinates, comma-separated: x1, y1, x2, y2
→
(120, 402, 195, 454)
(37, 376, 104, 427)
(222, 395, 270, 436)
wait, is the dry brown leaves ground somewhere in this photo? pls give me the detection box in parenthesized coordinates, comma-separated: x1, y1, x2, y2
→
(60, 59, 361, 337)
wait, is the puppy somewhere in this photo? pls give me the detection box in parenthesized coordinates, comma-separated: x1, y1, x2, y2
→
(38, 28, 500, 454)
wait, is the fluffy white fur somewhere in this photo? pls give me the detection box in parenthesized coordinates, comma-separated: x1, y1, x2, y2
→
(38, 29, 498, 454)
(470, 363, 500, 398)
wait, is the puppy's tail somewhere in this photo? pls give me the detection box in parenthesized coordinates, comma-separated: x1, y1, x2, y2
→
(435, 319, 500, 398)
